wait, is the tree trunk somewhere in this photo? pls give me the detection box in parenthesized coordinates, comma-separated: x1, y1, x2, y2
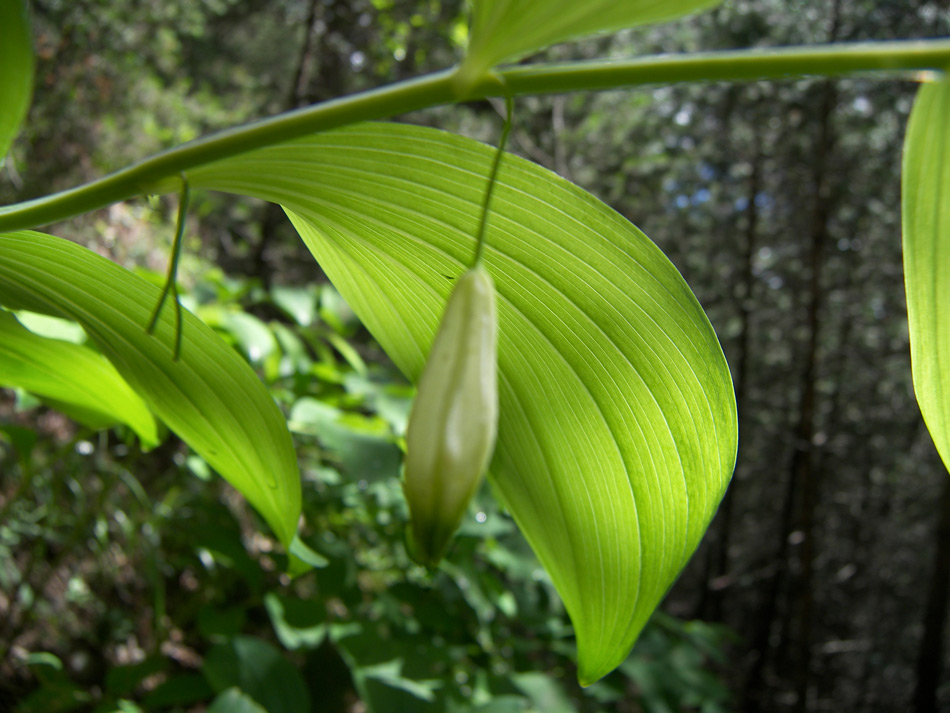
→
(251, 0, 326, 288)
(912, 472, 950, 713)
(704, 119, 762, 623)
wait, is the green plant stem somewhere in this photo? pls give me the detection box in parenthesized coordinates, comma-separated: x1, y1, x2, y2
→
(146, 177, 190, 360)
(498, 39, 950, 94)
(473, 93, 514, 266)
(0, 39, 948, 233)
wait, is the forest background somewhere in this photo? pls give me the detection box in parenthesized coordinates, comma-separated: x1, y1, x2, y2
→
(1, 1, 949, 712)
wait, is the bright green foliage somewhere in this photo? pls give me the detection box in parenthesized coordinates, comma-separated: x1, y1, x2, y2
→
(902, 79, 950, 473)
(458, 0, 721, 85)
(189, 122, 738, 684)
(1, 257, 734, 712)
(0, 230, 301, 548)
(0, 0, 34, 161)
(0, 310, 158, 448)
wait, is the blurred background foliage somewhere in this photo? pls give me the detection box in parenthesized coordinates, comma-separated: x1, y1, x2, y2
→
(1, 0, 950, 711)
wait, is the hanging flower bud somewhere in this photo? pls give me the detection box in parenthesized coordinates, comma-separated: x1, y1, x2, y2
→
(404, 265, 498, 568)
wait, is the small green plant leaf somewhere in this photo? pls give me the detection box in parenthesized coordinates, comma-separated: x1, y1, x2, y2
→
(189, 122, 737, 684)
(0, 231, 301, 547)
(207, 688, 269, 713)
(0, 310, 159, 448)
(203, 636, 310, 713)
(264, 592, 328, 650)
(458, 0, 720, 86)
(0, 0, 34, 161)
(902, 79, 950, 472)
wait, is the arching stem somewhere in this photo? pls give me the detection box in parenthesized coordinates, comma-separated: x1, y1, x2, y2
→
(473, 92, 514, 267)
(146, 176, 189, 360)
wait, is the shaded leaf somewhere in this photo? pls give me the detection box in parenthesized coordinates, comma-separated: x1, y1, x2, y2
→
(265, 592, 327, 650)
(459, 0, 720, 84)
(207, 688, 268, 713)
(289, 397, 402, 483)
(902, 79, 950, 472)
(203, 636, 310, 713)
(0, 0, 34, 161)
(190, 122, 737, 684)
(359, 660, 441, 702)
(197, 605, 247, 639)
(0, 310, 159, 448)
(0, 231, 301, 547)
(142, 675, 213, 710)
(511, 672, 576, 713)
(0, 423, 37, 466)
(105, 657, 167, 697)
(450, 697, 530, 713)
(332, 628, 443, 713)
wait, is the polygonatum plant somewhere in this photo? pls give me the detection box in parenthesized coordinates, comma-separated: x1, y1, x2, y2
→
(1, 0, 949, 684)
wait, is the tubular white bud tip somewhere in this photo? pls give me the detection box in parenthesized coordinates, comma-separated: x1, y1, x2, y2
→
(403, 265, 498, 568)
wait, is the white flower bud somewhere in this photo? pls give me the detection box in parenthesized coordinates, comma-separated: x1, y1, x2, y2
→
(404, 265, 498, 567)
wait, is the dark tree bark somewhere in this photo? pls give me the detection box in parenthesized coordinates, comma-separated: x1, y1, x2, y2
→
(702, 117, 762, 624)
(912, 471, 950, 713)
(744, 6, 841, 707)
(251, 0, 329, 288)
(787, 78, 837, 713)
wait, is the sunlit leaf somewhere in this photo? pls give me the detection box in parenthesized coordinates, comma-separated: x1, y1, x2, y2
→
(189, 122, 737, 684)
(459, 0, 721, 84)
(0, 0, 34, 161)
(0, 310, 158, 447)
(272, 285, 318, 326)
(15, 310, 87, 343)
(903, 79, 950, 472)
(0, 231, 301, 547)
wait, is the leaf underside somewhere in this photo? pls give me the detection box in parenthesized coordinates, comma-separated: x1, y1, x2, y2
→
(0, 310, 158, 448)
(0, 231, 301, 547)
(461, 0, 721, 80)
(191, 122, 738, 684)
(902, 79, 950, 472)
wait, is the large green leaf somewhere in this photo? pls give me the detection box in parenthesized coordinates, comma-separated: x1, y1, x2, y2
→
(203, 636, 310, 713)
(0, 310, 158, 448)
(458, 0, 721, 85)
(0, 0, 35, 161)
(0, 231, 300, 547)
(189, 123, 737, 684)
(903, 79, 950, 472)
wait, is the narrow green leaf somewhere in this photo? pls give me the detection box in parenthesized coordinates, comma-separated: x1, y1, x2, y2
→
(0, 231, 301, 547)
(459, 0, 721, 85)
(0, 0, 35, 161)
(903, 79, 950, 472)
(190, 123, 737, 684)
(0, 311, 158, 447)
